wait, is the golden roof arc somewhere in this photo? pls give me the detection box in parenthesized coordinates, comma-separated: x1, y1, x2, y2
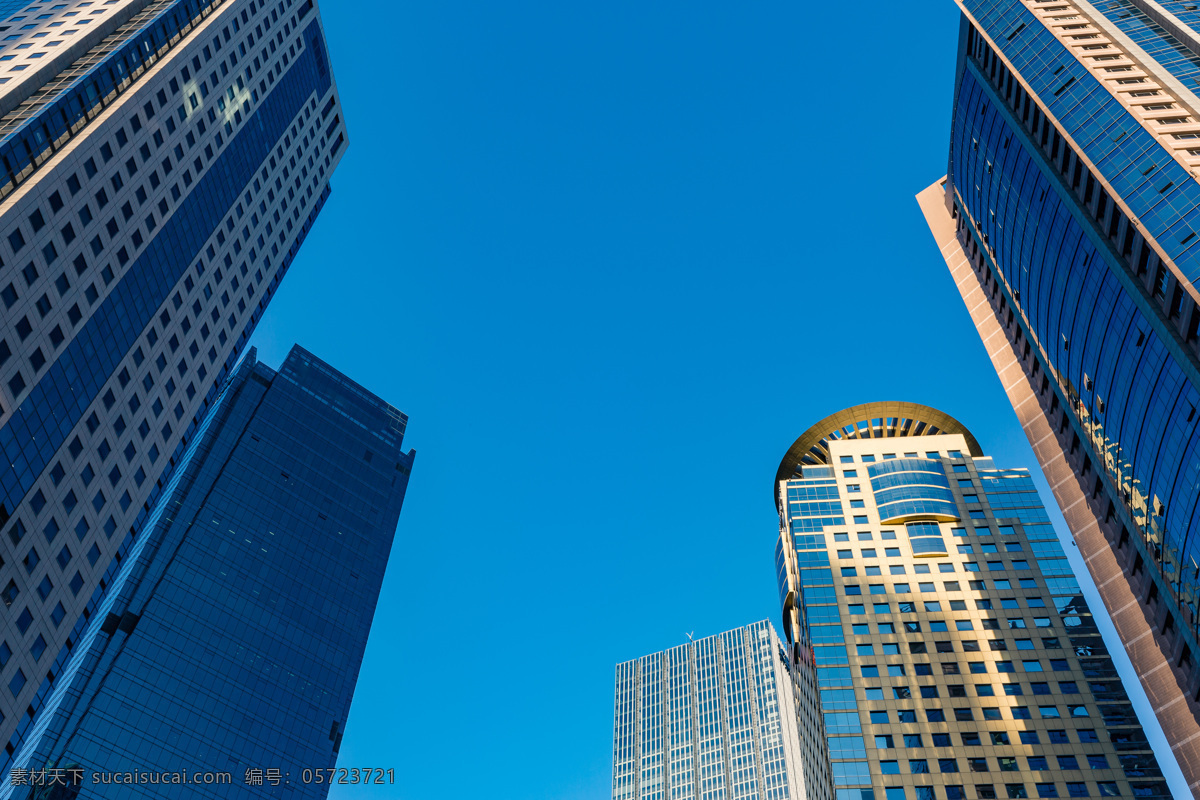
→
(775, 401, 983, 504)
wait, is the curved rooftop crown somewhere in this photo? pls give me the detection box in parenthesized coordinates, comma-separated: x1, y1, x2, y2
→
(775, 401, 983, 502)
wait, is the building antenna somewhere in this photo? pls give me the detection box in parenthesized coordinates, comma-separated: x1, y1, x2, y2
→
(685, 631, 695, 643)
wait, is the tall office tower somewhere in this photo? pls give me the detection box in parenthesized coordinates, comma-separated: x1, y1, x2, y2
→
(612, 620, 832, 800)
(0, 0, 347, 766)
(0, 344, 413, 797)
(774, 402, 1169, 800)
(917, 1, 1200, 788)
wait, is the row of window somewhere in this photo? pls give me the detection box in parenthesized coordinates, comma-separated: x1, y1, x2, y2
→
(869, 728, 1100, 748)
(841, 561, 1032, 577)
(860, 657, 1076, 676)
(845, 464, 971, 479)
(840, 542, 1026, 558)
(846, 578, 1041, 594)
(862, 680, 1082, 699)
(838, 451, 967, 463)
(830, 636, 1069, 654)
(880, 753, 1111, 772)
(846, 616, 1057, 633)
(868, 783, 1123, 800)
(868, 700, 1101, 725)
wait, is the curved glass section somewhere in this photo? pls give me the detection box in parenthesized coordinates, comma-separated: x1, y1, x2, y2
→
(867, 459, 960, 523)
(775, 535, 792, 611)
(906, 521, 948, 558)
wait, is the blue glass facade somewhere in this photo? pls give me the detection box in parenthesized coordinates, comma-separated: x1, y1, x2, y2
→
(0, 0, 349, 754)
(929, 0, 1200, 784)
(947, 0, 1200, 683)
(0, 345, 414, 798)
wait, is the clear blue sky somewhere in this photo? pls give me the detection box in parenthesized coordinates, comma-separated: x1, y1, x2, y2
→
(248, 2, 1189, 797)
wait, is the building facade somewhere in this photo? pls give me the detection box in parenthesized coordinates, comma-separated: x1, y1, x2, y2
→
(0, 0, 347, 763)
(612, 620, 832, 800)
(774, 402, 1169, 800)
(0, 344, 413, 797)
(918, 0, 1200, 788)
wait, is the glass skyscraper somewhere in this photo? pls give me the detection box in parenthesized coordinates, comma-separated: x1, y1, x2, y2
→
(0, 343, 413, 797)
(773, 402, 1167, 800)
(0, 0, 346, 762)
(919, 0, 1200, 786)
(612, 620, 833, 800)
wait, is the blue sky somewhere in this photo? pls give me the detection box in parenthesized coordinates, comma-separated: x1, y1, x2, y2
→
(248, 1, 1190, 797)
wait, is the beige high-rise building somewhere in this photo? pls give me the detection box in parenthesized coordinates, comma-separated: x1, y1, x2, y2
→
(774, 402, 1168, 800)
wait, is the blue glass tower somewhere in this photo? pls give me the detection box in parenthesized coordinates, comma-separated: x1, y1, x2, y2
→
(919, 0, 1200, 786)
(0, 0, 348, 760)
(0, 344, 413, 797)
